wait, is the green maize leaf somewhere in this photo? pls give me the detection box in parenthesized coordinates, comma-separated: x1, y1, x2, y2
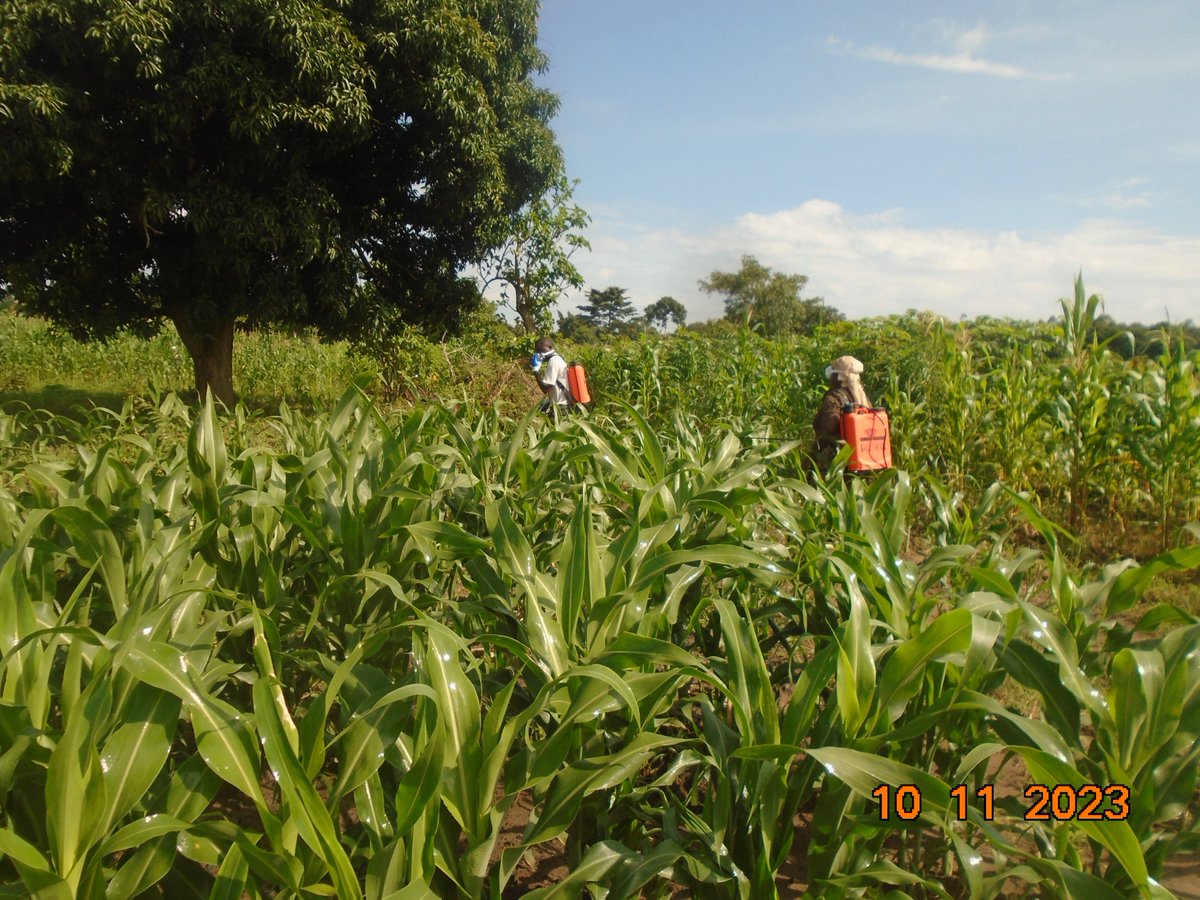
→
(490, 501, 568, 677)
(104, 838, 175, 900)
(981, 864, 1043, 896)
(1107, 544, 1200, 614)
(605, 838, 685, 899)
(97, 684, 180, 836)
(22, 463, 74, 498)
(1023, 857, 1132, 900)
(252, 676, 362, 897)
(559, 499, 603, 654)
(0, 711, 37, 793)
(392, 729, 444, 837)
(998, 639, 1082, 740)
(105, 755, 222, 900)
(649, 560, 704, 628)
(1002, 486, 1072, 548)
(877, 606, 972, 724)
(965, 564, 1019, 600)
(403, 520, 489, 561)
(418, 624, 483, 833)
(478, 680, 520, 824)
(1134, 604, 1200, 631)
(835, 576, 876, 738)
(100, 815, 194, 856)
(249, 610, 301, 761)
(576, 420, 649, 490)
(815, 859, 952, 898)
(353, 773, 392, 852)
(208, 841, 252, 900)
(951, 741, 1008, 783)
(46, 676, 110, 890)
(383, 881, 441, 900)
(1139, 644, 1190, 768)
(59, 568, 101, 724)
(712, 596, 778, 745)
(594, 633, 705, 670)
(1010, 746, 1151, 892)
(524, 733, 679, 847)
(481, 670, 517, 758)
(616, 400, 667, 482)
(948, 829, 983, 899)
(121, 642, 267, 812)
(1021, 603, 1110, 724)
(962, 611, 1002, 683)
(297, 645, 370, 782)
(186, 392, 227, 525)
(519, 840, 627, 899)
(960, 690, 1072, 761)
(0, 628, 105, 672)
(0, 828, 72, 900)
(629, 544, 777, 593)
(701, 432, 744, 479)
(780, 642, 838, 748)
(49, 506, 127, 619)
(557, 663, 643, 729)
(364, 841, 406, 900)
(807, 746, 958, 826)
(1107, 648, 1158, 774)
(729, 743, 804, 762)
(500, 405, 540, 487)
(329, 685, 434, 805)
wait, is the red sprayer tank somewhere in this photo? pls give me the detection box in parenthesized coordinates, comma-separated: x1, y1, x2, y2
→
(840, 407, 892, 472)
(567, 362, 591, 405)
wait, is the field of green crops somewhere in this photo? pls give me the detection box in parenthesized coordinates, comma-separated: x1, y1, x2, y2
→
(1, 283, 1199, 898)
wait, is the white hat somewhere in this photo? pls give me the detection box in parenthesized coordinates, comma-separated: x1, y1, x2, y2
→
(829, 355, 864, 374)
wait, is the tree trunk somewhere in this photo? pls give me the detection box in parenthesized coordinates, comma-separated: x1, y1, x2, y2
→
(515, 281, 536, 334)
(172, 313, 236, 406)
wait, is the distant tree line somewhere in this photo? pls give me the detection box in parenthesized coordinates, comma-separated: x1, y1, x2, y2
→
(1090, 315, 1199, 358)
(557, 255, 843, 343)
(550, 257, 1194, 360)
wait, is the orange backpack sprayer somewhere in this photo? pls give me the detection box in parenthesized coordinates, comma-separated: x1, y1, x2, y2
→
(566, 362, 591, 405)
(840, 405, 892, 472)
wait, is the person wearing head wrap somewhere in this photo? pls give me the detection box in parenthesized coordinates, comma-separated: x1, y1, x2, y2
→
(813, 355, 871, 468)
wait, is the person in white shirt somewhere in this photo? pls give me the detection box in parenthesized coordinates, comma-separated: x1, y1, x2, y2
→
(532, 337, 571, 413)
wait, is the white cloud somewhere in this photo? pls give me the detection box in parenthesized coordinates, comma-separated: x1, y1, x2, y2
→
(1056, 178, 1155, 212)
(558, 200, 1200, 326)
(826, 22, 1059, 80)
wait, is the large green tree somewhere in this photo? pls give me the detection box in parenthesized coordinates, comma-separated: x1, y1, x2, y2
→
(699, 255, 842, 336)
(477, 173, 589, 334)
(0, 0, 561, 402)
(644, 295, 687, 331)
(576, 285, 639, 336)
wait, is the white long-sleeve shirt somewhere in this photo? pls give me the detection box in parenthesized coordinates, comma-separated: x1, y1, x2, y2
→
(538, 352, 570, 405)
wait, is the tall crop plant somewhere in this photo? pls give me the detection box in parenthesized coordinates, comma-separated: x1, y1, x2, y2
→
(1122, 335, 1200, 548)
(1047, 277, 1126, 529)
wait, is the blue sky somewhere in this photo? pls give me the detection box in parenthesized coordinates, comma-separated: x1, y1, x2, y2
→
(531, 1, 1200, 325)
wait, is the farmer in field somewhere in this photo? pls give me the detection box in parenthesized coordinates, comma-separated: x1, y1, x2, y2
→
(813, 355, 871, 469)
(531, 336, 570, 415)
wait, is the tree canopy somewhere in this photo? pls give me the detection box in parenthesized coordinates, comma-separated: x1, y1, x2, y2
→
(0, 0, 562, 402)
(645, 296, 687, 331)
(575, 286, 640, 336)
(476, 174, 589, 334)
(698, 255, 842, 336)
